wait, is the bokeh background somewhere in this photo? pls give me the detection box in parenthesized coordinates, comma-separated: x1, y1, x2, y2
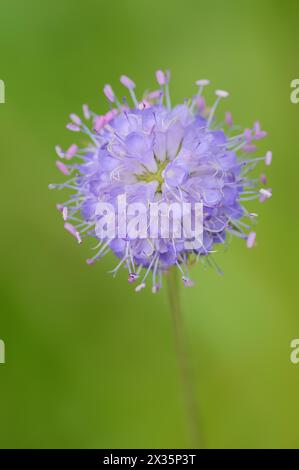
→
(0, 0, 298, 449)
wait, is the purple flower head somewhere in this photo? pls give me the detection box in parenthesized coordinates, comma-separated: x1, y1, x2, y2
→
(50, 71, 272, 292)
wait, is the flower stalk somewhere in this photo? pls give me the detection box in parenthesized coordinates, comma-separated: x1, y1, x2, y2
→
(167, 266, 202, 448)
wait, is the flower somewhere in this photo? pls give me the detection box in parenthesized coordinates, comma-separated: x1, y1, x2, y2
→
(50, 71, 272, 292)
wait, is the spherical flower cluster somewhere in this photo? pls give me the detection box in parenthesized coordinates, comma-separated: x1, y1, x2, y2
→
(50, 71, 272, 292)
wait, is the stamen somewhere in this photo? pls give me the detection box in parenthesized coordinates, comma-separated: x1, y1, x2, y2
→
(155, 70, 168, 107)
(87, 239, 111, 264)
(147, 90, 161, 101)
(241, 156, 266, 165)
(259, 188, 272, 202)
(135, 255, 157, 292)
(81, 123, 100, 146)
(227, 228, 247, 238)
(265, 150, 272, 166)
(138, 101, 151, 110)
(225, 111, 233, 127)
(253, 121, 260, 134)
(76, 232, 82, 244)
(120, 75, 135, 90)
(55, 145, 64, 158)
(82, 104, 91, 120)
(56, 160, 70, 175)
(62, 207, 68, 221)
(260, 173, 267, 185)
(103, 84, 115, 103)
(70, 113, 82, 126)
(128, 243, 136, 272)
(159, 91, 164, 106)
(175, 261, 185, 276)
(135, 283, 145, 292)
(246, 231, 256, 248)
(259, 188, 272, 198)
(215, 90, 229, 98)
(253, 121, 267, 139)
(109, 253, 129, 278)
(196, 79, 210, 87)
(65, 144, 78, 160)
(182, 276, 194, 287)
(151, 255, 160, 293)
(66, 123, 80, 132)
(207, 90, 229, 127)
(191, 79, 210, 112)
(243, 144, 257, 153)
(244, 128, 252, 142)
(156, 70, 166, 86)
(165, 70, 171, 109)
(64, 223, 82, 244)
(152, 284, 161, 294)
(128, 273, 138, 283)
(197, 95, 206, 111)
(209, 257, 224, 276)
(93, 115, 105, 133)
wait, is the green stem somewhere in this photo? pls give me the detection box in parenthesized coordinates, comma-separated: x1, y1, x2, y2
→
(167, 266, 202, 448)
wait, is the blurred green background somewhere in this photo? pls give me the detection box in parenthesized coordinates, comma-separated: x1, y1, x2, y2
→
(0, 0, 298, 449)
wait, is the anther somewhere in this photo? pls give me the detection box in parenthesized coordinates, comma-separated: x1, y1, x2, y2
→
(103, 84, 115, 103)
(246, 231, 256, 248)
